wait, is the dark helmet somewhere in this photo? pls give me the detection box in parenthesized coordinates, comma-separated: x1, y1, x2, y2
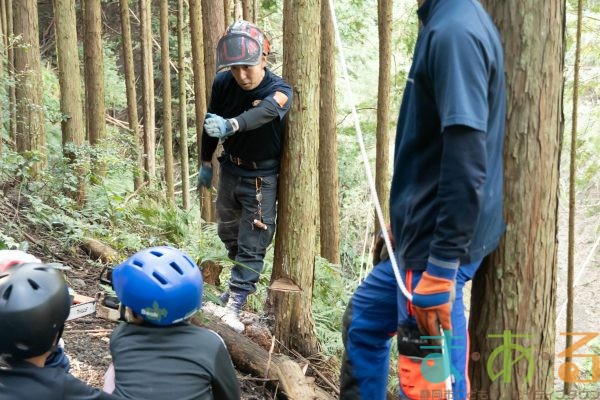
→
(216, 20, 271, 71)
(0, 263, 71, 359)
(112, 246, 203, 326)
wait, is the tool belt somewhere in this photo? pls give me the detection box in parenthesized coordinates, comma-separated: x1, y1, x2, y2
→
(222, 153, 279, 170)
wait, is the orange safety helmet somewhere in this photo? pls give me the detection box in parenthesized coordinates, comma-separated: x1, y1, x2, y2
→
(216, 20, 271, 71)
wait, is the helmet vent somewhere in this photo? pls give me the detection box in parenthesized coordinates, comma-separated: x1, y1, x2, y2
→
(2, 284, 12, 300)
(152, 271, 168, 285)
(150, 250, 164, 257)
(183, 255, 195, 268)
(132, 259, 144, 268)
(170, 262, 183, 275)
(0, 272, 9, 280)
(34, 266, 48, 271)
(28, 279, 40, 290)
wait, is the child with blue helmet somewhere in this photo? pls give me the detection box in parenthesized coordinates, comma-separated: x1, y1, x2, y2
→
(103, 246, 240, 400)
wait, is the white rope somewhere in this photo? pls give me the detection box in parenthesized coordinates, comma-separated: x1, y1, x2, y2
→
(327, 0, 412, 302)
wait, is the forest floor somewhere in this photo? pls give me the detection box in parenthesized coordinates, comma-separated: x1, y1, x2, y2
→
(1, 188, 598, 397)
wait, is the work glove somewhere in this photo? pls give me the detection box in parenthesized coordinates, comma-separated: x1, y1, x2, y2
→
(204, 113, 236, 139)
(411, 257, 458, 336)
(197, 164, 213, 189)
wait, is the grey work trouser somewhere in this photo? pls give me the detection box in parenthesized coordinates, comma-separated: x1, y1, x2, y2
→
(216, 168, 277, 293)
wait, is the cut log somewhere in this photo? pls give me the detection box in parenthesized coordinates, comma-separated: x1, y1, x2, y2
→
(80, 237, 120, 263)
(192, 314, 336, 400)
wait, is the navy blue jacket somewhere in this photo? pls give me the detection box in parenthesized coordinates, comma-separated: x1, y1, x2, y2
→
(390, 0, 506, 269)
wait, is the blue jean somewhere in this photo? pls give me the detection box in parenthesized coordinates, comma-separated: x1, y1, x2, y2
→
(216, 168, 277, 293)
(340, 258, 481, 399)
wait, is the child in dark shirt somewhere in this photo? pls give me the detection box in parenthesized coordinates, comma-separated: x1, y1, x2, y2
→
(103, 246, 240, 400)
(0, 262, 121, 400)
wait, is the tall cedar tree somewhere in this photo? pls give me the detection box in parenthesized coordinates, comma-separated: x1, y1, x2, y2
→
(469, 0, 564, 396)
(5, 0, 16, 143)
(159, 0, 175, 204)
(319, 0, 341, 265)
(178, 0, 190, 209)
(13, 0, 46, 176)
(270, 0, 321, 356)
(53, 0, 86, 205)
(83, 0, 107, 176)
(119, 0, 144, 190)
(189, 0, 207, 172)
(200, 0, 225, 285)
(139, 0, 156, 182)
(375, 0, 392, 235)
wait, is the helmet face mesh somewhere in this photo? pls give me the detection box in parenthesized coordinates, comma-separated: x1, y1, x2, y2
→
(217, 34, 262, 70)
(216, 20, 271, 71)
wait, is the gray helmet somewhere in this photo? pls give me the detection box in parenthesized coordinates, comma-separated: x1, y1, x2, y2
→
(0, 263, 71, 360)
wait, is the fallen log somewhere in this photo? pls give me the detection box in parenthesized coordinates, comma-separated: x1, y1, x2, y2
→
(80, 237, 120, 263)
(192, 314, 336, 400)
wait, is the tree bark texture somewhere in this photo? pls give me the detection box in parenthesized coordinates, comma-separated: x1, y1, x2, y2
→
(119, 0, 144, 190)
(189, 0, 212, 221)
(6, 0, 16, 143)
(0, 1, 4, 155)
(224, 0, 230, 27)
(159, 0, 174, 204)
(197, 0, 225, 231)
(375, 0, 392, 235)
(83, 0, 106, 150)
(139, 0, 156, 182)
(269, 0, 321, 357)
(318, 0, 340, 265)
(242, 0, 252, 21)
(178, 0, 190, 210)
(469, 1, 564, 398)
(13, 0, 46, 176)
(53, 0, 86, 204)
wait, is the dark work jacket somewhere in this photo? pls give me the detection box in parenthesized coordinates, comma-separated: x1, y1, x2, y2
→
(110, 322, 240, 400)
(0, 360, 120, 400)
(201, 69, 292, 178)
(390, 0, 507, 269)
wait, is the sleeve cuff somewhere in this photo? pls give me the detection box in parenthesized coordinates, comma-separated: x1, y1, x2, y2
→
(427, 256, 459, 280)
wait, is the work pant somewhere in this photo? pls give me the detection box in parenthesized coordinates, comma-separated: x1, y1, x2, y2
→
(340, 258, 481, 399)
(216, 168, 277, 294)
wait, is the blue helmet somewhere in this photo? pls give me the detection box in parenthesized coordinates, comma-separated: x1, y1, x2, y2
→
(112, 246, 203, 326)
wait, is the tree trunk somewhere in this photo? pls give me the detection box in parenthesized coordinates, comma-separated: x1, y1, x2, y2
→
(139, 0, 156, 183)
(178, 0, 190, 210)
(233, 0, 242, 21)
(119, 0, 144, 190)
(159, 0, 174, 204)
(374, 0, 392, 236)
(83, 0, 107, 177)
(469, 1, 564, 397)
(318, 0, 340, 265)
(189, 0, 211, 217)
(192, 313, 334, 400)
(5, 0, 16, 144)
(253, 0, 259, 23)
(223, 0, 230, 26)
(200, 0, 225, 284)
(241, 0, 251, 21)
(13, 0, 46, 177)
(53, 0, 86, 205)
(0, 1, 4, 155)
(269, 0, 321, 357)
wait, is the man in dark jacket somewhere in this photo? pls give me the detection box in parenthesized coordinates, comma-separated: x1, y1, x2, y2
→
(198, 20, 292, 332)
(340, 0, 507, 398)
